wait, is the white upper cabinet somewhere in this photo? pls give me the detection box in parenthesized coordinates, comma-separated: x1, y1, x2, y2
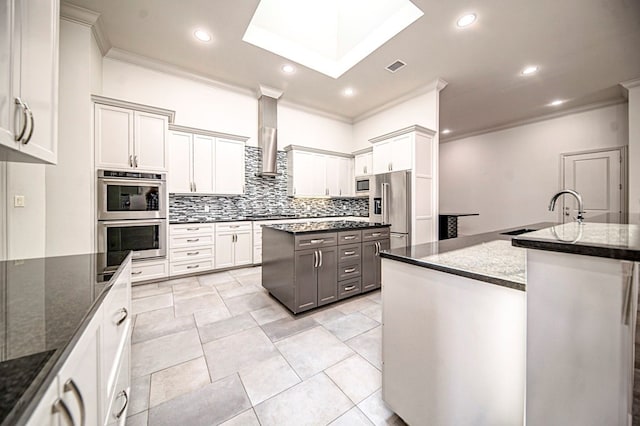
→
(354, 151, 373, 176)
(95, 102, 169, 172)
(325, 156, 341, 196)
(287, 147, 354, 197)
(168, 131, 192, 193)
(338, 157, 353, 196)
(0, 0, 59, 164)
(372, 134, 413, 174)
(215, 138, 245, 195)
(193, 134, 215, 194)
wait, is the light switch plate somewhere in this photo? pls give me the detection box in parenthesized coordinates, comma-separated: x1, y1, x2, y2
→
(14, 195, 25, 207)
(204, 205, 210, 213)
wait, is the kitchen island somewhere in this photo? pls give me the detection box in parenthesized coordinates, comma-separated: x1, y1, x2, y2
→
(262, 221, 390, 313)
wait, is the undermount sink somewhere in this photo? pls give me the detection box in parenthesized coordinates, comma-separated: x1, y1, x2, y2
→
(501, 228, 537, 236)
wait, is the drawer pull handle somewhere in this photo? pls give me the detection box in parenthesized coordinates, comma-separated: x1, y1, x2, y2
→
(116, 307, 128, 326)
(187, 251, 200, 256)
(132, 271, 143, 275)
(344, 268, 357, 273)
(344, 250, 356, 255)
(186, 227, 200, 231)
(344, 235, 356, 240)
(115, 390, 129, 419)
(344, 285, 357, 291)
(63, 379, 85, 426)
(187, 265, 199, 269)
(229, 225, 240, 228)
(310, 239, 324, 244)
(52, 399, 75, 426)
(371, 232, 382, 237)
(299, 302, 315, 308)
(186, 238, 200, 242)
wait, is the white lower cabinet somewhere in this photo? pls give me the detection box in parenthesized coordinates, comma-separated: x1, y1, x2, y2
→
(169, 223, 215, 276)
(215, 222, 253, 269)
(131, 258, 168, 283)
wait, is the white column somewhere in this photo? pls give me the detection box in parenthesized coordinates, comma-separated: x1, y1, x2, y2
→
(623, 79, 640, 213)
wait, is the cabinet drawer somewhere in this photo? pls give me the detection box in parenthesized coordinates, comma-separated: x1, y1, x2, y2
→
(170, 246, 214, 262)
(362, 227, 390, 241)
(131, 260, 168, 283)
(170, 234, 214, 248)
(170, 223, 214, 235)
(216, 222, 252, 232)
(170, 259, 215, 276)
(338, 244, 361, 263)
(338, 230, 361, 244)
(338, 262, 361, 281)
(295, 232, 337, 250)
(338, 278, 362, 300)
(105, 336, 130, 426)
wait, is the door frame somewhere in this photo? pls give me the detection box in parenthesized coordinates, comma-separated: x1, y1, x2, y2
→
(559, 146, 628, 222)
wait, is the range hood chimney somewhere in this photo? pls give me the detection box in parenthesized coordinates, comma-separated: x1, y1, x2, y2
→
(257, 85, 282, 177)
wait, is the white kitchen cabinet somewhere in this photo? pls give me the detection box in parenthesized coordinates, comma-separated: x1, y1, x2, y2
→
(193, 134, 215, 193)
(338, 157, 353, 196)
(354, 151, 373, 176)
(131, 258, 168, 283)
(372, 134, 412, 174)
(215, 222, 252, 269)
(168, 131, 215, 194)
(0, 0, 59, 164)
(215, 138, 245, 195)
(325, 156, 340, 196)
(25, 377, 58, 426)
(95, 103, 169, 172)
(169, 223, 215, 276)
(287, 147, 353, 197)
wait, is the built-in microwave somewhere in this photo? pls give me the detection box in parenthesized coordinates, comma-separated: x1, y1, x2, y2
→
(355, 177, 370, 195)
(97, 219, 167, 269)
(97, 170, 167, 220)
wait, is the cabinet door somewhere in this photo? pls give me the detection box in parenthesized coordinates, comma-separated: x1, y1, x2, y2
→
(0, 0, 16, 150)
(364, 152, 373, 176)
(96, 104, 134, 169)
(361, 241, 377, 292)
(215, 232, 235, 269)
(391, 134, 412, 172)
(338, 157, 353, 196)
(375, 239, 390, 288)
(325, 156, 340, 196)
(234, 230, 253, 266)
(25, 377, 59, 426)
(292, 151, 326, 196)
(14, 0, 58, 163)
(294, 249, 318, 312)
(372, 141, 392, 174)
(134, 111, 167, 171)
(215, 138, 244, 195)
(168, 131, 193, 194)
(193, 134, 215, 193)
(317, 247, 338, 306)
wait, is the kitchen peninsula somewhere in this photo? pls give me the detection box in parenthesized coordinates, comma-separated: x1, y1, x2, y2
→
(261, 221, 390, 313)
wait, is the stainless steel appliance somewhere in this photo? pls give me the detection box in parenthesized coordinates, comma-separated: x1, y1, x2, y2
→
(97, 219, 166, 269)
(97, 170, 167, 220)
(355, 176, 370, 195)
(370, 171, 411, 249)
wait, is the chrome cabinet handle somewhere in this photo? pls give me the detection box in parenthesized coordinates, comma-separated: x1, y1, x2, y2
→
(14, 98, 29, 142)
(344, 250, 356, 255)
(23, 102, 34, 144)
(64, 379, 85, 426)
(371, 232, 382, 237)
(116, 307, 128, 326)
(313, 250, 318, 268)
(318, 250, 323, 267)
(310, 239, 324, 244)
(133, 155, 138, 168)
(186, 251, 200, 256)
(186, 227, 200, 231)
(187, 264, 199, 269)
(193, 181, 197, 192)
(129, 155, 133, 168)
(52, 398, 76, 426)
(344, 285, 356, 291)
(364, 165, 367, 174)
(344, 267, 356, 273)
(344, 235, 356, 240)
(132, 271, 142, 275)
(186, 238, 200, 242)
(230, 225, 240, 228)
(115, 390, 129, 419)
(622, 262, 635, 325)
(374, 242, 380, 256)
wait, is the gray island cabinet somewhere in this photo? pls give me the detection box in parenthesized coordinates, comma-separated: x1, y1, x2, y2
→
(262, 221, 390, 313)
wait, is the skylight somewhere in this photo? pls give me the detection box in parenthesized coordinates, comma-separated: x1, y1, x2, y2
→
(242, 0, 424, 79)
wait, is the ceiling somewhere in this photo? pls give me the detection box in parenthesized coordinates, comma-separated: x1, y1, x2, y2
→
(66, 0, 640, 140)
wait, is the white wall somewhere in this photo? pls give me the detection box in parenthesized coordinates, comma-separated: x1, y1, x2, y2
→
(45, 20, 101, 257)
(627, 83, 640, 213)
(439, 103, 629, 235)
(278, 105, 353, 151)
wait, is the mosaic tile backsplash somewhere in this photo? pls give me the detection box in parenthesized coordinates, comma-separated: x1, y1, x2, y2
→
(169, 147, 369, 221)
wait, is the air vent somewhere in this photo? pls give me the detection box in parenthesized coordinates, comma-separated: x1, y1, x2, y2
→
(386, 60, 406, 73)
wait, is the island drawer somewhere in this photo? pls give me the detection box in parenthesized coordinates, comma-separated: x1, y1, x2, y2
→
(338, 244, 361, 263)
(338, 262, 361, 281)
(338, 278, 362, 299)
(294, 232, 337, 250)
(362, 228, 390, 241)
(338, 230, 361, 244)
(170, 223, 214, 235)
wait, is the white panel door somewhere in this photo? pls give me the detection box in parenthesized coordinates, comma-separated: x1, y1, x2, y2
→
(215, 232, 235, 269)
(234, 230, 253, 266)
(193, 134, 215, 193)
(95, 104, 134, 169)
(168, 131, 192, 194)
(134, 111, 167, 171)
(562, 149, 622, 223)
(373, 141, 392, 174)
(391, 134, 413, 172)
(325, 156, 340, 196)
(338, 157, 353, 196)
(215, 138, 244, 195)
(0, 0, 13, 150)
(354, 154, 367, 177)
(292, 151, 317, 196)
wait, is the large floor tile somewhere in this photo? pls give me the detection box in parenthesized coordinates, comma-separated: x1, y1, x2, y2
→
(149, 357, 211, 407)
(174, 292, 225, 317)
(309, 307, 346, 325)
(219, 283, 261, 299)
(132, 307, 195, 344)
(346, 326, 382, 370)
(198, 313, 257, 343)
(132, 328, 203, 377)
(173, 285, 218, 302)
(126, 410, 148, 426)
(335, 297, 379, 315)
(132, 283, 171, 299)
(323, 312, 380, 341)
(250, 304, 291, 325)
(360, 304, 382, 323)
(229, 266, 261, 277)
(132, 293, 173, 315)
(330, 407, 374, 426)
(203, 327, 279, 381)
(357, 390, 406, 426)
(193, 304, 232, 327)
(219, 409, 260, 426)
(158, 276, 199, 290)
(254, 373, 353, 426)
(325, 354, 381, 404)
(275, 327, 354, 379)
(365, 290, 382, 304)
(148, 374, 250, 426)
(129, 375, 150, 416)
(261, 316, 318, 342)
(198, 271, 236, 287)
(224, 292, 275, 316)
(239, 355, 301, 406)
(234, 273, 262, 287)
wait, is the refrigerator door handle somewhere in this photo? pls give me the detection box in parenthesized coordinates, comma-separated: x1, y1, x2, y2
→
(382, 183, 390, 224)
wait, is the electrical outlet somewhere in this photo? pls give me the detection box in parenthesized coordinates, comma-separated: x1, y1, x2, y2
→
(14, 195, 25, 208)
(306, 205, 311, 211)
(204, 205, 210, 213)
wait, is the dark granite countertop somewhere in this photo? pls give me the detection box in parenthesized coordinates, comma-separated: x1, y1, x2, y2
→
(0, 252, 131, 426)
(380, 223, 555, 291)
(264, 221, 390, 234)
(169, 214, 369, 224)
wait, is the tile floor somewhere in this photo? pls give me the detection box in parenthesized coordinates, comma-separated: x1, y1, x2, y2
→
(126, 267, 406, 426)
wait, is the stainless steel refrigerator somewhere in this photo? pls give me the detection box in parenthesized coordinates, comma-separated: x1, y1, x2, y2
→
(369, 171, 411, 249)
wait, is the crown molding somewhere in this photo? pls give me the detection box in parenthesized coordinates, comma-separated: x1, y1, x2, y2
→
(352, 146, 373, 155)
(60, 2, 111, 55)
(441, 98, 627, 143)
(353, 78, 448, 123)
(168, 124, 249, 142)
(277, 99, 353, 124)
(91, 15, 111, 55)
(621, 78, 640, 90)
(369, 125, 436, 144)
(257, 85, 283, 99)
(91, 95, 176, 122)
(283, 145, 353, 158)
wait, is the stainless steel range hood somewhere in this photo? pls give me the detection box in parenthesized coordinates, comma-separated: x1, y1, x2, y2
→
(257, 90, 280, 177)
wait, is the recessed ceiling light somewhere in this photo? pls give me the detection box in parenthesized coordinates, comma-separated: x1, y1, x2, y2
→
(282, 64, 295, 74)
(442, 129, 451, 134)
(343, 88, 354, 97)
(521, 65, 539, 76)
(549, 99, 564, 106)
(456, 13, 476, 28)
(194, 29, 212, 42)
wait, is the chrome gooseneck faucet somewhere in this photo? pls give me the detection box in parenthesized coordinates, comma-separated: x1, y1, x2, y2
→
(549, 189, 585, 223)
